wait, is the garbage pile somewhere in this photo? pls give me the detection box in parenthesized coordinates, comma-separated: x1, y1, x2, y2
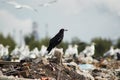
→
(0, 51, 120, 80)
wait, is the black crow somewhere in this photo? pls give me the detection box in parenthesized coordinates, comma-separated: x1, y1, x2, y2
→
(47, 28, 67, 53)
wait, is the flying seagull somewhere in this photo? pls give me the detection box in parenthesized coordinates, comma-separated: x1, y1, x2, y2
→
(47, 28, 68, 53)
(39, 0, 57, 7)
(6, 1, 38, 12)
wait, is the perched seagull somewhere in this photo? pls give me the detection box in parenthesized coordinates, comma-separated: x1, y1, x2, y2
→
(1, 45, 10, 61)
(72, 44, 78, 58)
(19, 45, 30, 60)
(64, 44, 73, 58)
(39, 45, 47, 56)
(3, 45, 9, 56)
(64, 44, 78, 58)
(39, 0, 57, 7)
(0, 44, 4, 58)
(11, 46, 21, 58)
(47, 28, 68, 53)
(80, 42, 95, 57)
(6, 1, 38, 12)
(30, 47, 40, 58)
(103, 46, 114, 57)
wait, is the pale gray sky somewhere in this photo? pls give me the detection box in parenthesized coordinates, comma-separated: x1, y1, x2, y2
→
(0, 0, 120, 44)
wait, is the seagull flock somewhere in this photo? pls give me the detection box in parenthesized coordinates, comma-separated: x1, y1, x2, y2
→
(2, 0, 57, 13)
(6, 1, 38, 12)
(0, 42, 119, 62)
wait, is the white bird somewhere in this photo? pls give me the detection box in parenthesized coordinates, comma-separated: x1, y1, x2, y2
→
(19, 45, 25, 52)
(103, 46, 114, 57)
(29, 47, 39, 58)
(39, 0, 57, 7)
(0, 44, 4, 58)
(11, 46, 19, 56)
(39, 45, 47, 57)
(72, 44, 78, 58)
(6, 1, 38, 12)
(3, 45, 9, 56)
(80, 42, 95, 57)
(11, 46, 21, 60)
(64, 44, 73, 58)
(19, 45, 30, 60)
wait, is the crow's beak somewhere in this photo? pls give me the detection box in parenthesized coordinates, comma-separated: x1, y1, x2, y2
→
(64, 29, 68, 31)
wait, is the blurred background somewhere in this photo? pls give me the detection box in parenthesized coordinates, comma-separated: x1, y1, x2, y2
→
(0, 0, 120, 57)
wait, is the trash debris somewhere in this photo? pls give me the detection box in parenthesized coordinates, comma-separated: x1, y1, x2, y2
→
(78, 64, 95, 70)
(0, 51, 120, 80)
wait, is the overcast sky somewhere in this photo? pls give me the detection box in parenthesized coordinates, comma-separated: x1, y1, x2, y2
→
(0, 0, 120, 44)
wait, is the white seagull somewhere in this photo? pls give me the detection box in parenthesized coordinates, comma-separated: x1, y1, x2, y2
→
(11, 46, 21, 58)
(72, 44, 78, 58)
(64, 44, 73, 58)
(39, 45, 47, 57)
(19, 45, 30, 60)
(39, 0, 57, 7)
(80, 42, 95, 57)
(30, 47, 40, 58)
(0, 44, 4, 58)
(6, 1, 38, 12)
(103, 46, 114, 57)
(3, 45, 9, 56)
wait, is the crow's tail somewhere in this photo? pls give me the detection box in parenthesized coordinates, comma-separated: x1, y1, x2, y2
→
(47, 46, 52, 54)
